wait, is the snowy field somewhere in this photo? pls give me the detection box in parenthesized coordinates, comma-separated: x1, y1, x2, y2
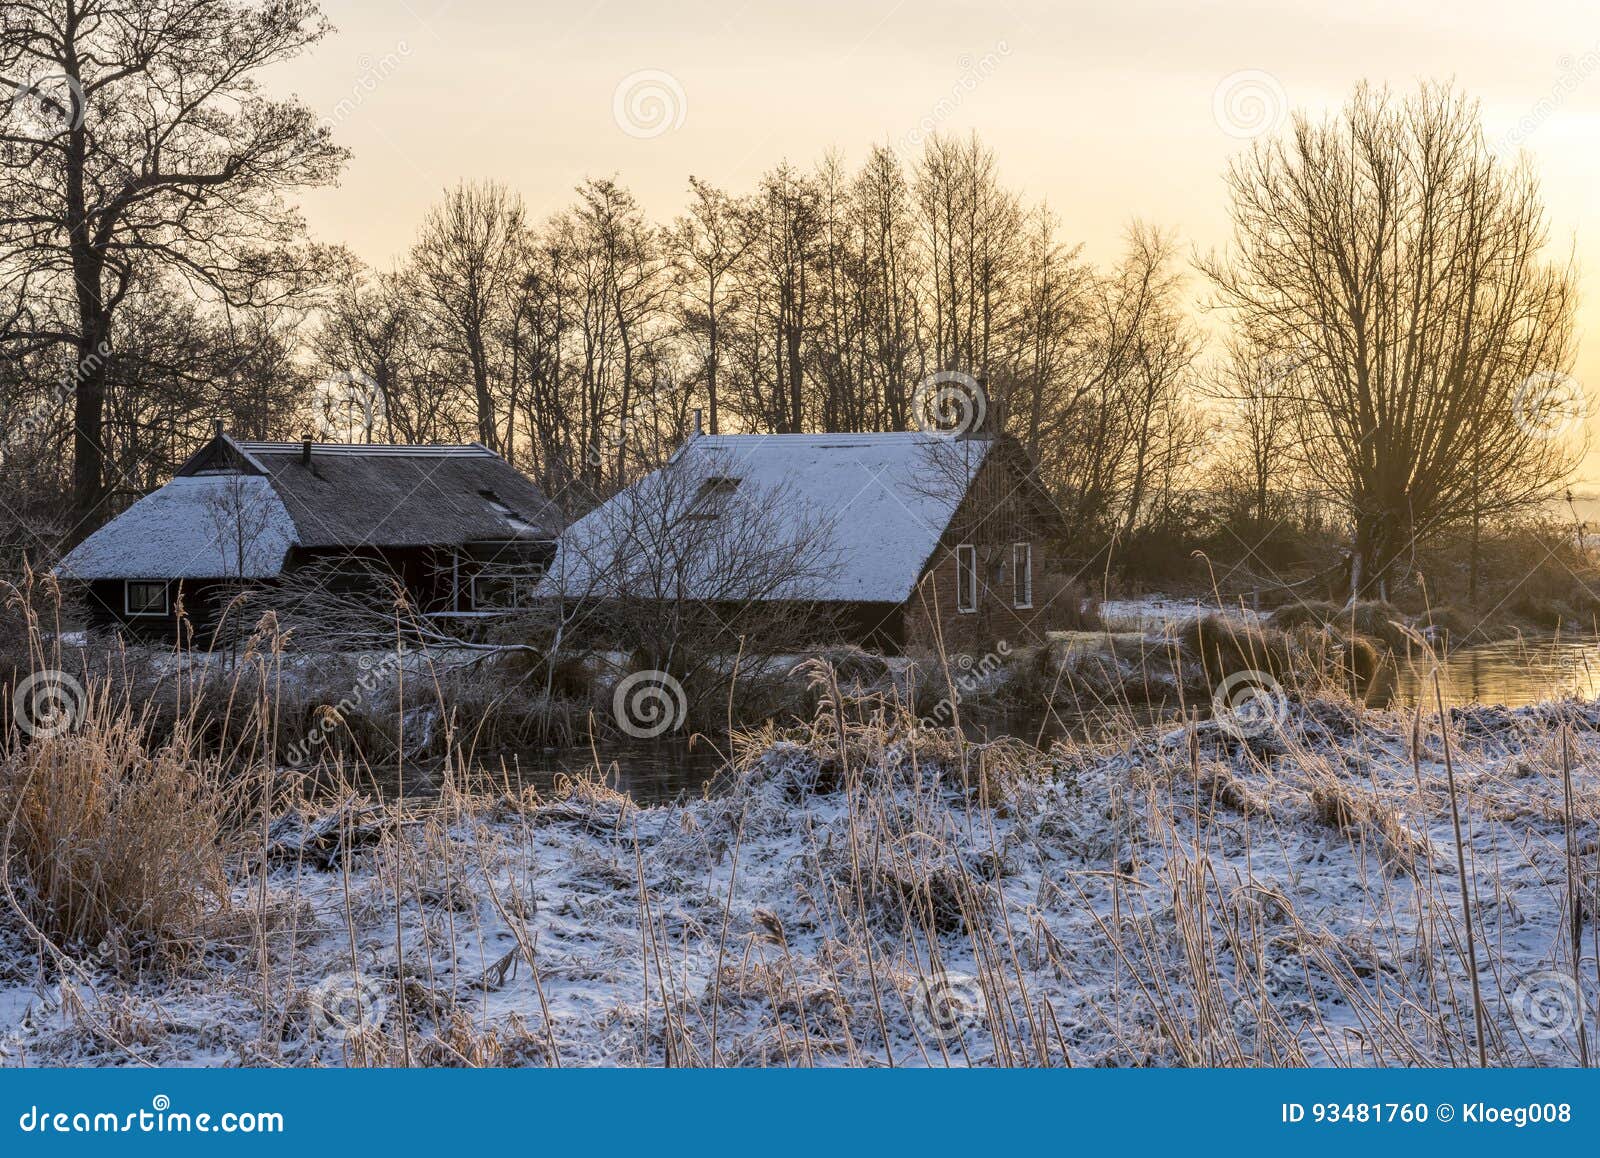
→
(1, 696, 1596, 1067)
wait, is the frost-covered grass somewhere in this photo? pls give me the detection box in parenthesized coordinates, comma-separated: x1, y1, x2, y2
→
(1, 643, 1597, 1067)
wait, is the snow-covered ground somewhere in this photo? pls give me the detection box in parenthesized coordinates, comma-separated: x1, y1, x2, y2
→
(1097, 596, 1263, 634)
(1, 697, 1595, 1067)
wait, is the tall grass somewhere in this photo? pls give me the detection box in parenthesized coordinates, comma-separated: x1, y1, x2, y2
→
(0, 586, 1595, 1067)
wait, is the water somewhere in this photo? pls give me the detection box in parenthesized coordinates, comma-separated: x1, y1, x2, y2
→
(1372, 636, 1600, 709)
(348, 634, 1600, 806)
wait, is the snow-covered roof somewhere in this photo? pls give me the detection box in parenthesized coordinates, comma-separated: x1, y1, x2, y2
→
(57, 436, 564, 583)
(545, 432, 992, 603)
(57, 475, 297, 581)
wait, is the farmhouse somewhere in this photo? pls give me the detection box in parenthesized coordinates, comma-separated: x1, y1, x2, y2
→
(543, 423, 1067, 651)
(56, 430, 561, 641)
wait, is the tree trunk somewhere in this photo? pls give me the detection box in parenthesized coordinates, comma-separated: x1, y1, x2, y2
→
(1349, 511, 1399, 604)
(706, 300, 719, 435)
(70, 327, 109, 542)
(470, 335, 494, 451)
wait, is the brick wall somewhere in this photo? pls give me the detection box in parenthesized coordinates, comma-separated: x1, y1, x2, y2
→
(902, 439, 1069, 653)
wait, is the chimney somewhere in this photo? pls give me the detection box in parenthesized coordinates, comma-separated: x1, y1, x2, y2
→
(690, 408, 703, 438)
(213, 418, 224, 439)
(301, 436, 313, 466)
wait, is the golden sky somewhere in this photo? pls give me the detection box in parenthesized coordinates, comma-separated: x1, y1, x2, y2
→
(272, 0, 1600, 483)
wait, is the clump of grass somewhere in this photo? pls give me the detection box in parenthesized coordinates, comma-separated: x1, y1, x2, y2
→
(1179, 615, 1297, 684)
(1270, 600, 1410, 651)
(1, 705, 235, 961)
(1036, 575, 1102, 630)
(794, 644, 891, 687)
(1306, 774, 1432, 877)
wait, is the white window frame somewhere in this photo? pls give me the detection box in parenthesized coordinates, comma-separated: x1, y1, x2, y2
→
(124, 580, 169, 617)
(469, 573, 527, 612)
(467, 561, 546, 612)
(955, 544, 978, 613)
(1012, 542, 1033, 609)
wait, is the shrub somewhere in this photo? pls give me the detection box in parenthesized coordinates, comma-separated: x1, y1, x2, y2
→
(1035, 575, 1103, 631)
(1418, 605, 1472, 638)
(796, 644, 891, 687)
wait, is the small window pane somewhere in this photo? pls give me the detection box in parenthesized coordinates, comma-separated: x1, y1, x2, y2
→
(956, 545, 978, 613)
(126, 581, 168, 615)
(1012, 543, 1033, 609)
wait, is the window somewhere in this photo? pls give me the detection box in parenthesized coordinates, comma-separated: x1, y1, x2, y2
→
(468, 564, 545, 611)
(479, 490, 517, 518)
(469, 575, 525, 611)
(955, 544, 978, 613)
(479, 490, 537, 533)
(125, 581, 169, 617)
(1012, 542, 1033, 609)
(686, 476, 740, 519)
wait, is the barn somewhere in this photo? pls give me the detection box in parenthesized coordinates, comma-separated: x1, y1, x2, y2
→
(543, 424, 1068, 652)
(56, 431, 562, 642)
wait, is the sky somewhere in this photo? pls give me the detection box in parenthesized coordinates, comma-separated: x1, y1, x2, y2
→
(270, 0, 1600, 484)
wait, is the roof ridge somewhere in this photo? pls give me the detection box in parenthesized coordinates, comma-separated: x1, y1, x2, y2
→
(238, 442, 495, 456)
(698, 431, 950, 442)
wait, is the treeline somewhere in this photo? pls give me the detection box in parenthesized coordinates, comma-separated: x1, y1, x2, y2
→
(0, 0, 1584, 603)
(2, 135, 1212, 562)
(313, 139, 1204, 536)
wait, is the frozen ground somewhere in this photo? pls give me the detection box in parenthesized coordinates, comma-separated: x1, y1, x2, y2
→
(0, 696, 1596, 1067)
(1097, 596, 1263, 633)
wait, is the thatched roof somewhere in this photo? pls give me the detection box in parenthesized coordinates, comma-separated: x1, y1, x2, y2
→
(58, 437, 561, 582)
(57, 475, 296, 581)
(222, 440, 562, 549)
(544, 432, 993, 604)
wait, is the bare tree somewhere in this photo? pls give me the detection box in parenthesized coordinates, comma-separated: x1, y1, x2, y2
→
(1011, 204, 1089, 459)
(539, 457, 841, 719)
(1116, 228, 1201, 536)
(410, 181, 528, 451)
(0, 0, 346, 539)
(668, 176, 753, 436)
(314, 260, 442, 443)
(1204, 83, 1579, 600)
(915, 133, 1022, 382)
(1201, 338, 1306, 532)
(745, 164, 821, 432)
